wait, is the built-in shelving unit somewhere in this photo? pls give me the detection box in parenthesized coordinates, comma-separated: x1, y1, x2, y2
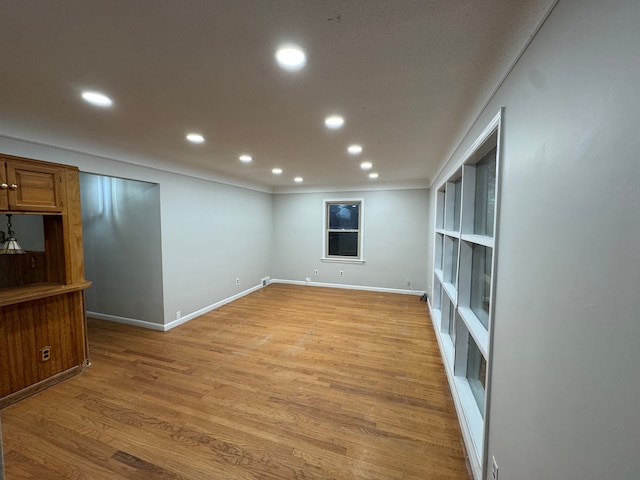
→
(0, 153, 90, 408)
(429, 111, 502, 479)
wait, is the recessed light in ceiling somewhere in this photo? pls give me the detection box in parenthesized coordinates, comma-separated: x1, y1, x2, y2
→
(81, 90, 113, 108)
(186, 133, 205, 144)
(348, 144, 363, 155)
(239, 154, 253, 163)
(360, 161, 373, 170)
(325, 115, 344, 129)
(294, 177, 304, 183)
(369, 172, 379, 179)
(275, 44, 306, 71)
(272, 168, 283, 175)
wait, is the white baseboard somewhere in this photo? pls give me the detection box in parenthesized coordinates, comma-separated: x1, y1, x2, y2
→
(88, 283, 264, 332)
(86, 311, 165, 331)
(163, 283, 263, 331)
(271, 278, 424, 296)
(88, 281, 423, 332)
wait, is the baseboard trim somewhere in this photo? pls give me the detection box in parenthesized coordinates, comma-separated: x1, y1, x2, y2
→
(271, 278, 424, 296)
(88, 281, 422, 332)
(86, 312, 166, 331)
(88, 283, 264, 331)
(163, 284, 263, 331)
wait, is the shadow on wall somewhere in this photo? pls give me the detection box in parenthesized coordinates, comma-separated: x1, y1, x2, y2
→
(79, 173, 164, 325)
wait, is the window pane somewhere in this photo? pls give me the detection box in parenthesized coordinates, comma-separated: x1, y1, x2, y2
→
(451, 238, 459, 285)
(473, 149, 496, 236)
(467, 337, 486, 417)
(328, 232, 359, 257)
(470, 245, 492, 328)
(453, 178, 462, 231)
(448, 307, 457, 344)
(328, 204, 359, 230)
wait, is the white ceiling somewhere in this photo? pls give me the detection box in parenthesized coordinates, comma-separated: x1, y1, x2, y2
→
(0, 1, 555, 192)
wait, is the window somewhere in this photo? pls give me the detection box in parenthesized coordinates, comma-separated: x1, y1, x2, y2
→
(429, 111, 502, 480)
(323, 200, 363, 261)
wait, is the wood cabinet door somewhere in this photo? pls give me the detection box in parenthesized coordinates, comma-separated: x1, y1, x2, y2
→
(0, 161, 7, 210)
(5, 161, 63, 212)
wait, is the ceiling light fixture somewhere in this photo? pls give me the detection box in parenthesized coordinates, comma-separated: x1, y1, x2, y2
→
(369, 172, 379, 179)
(272, 168, 283, 175)
(239, 155, 253, 163)
(0, 215, 25, 255)
(275, 44, 306, 71)
(81, 90, 113, 108)
(294, 177, 303, 183)
(186, 133, 205, 144)
(348, 144, 363, 155)
(325, 115, 344, 129)
(360, 161, 373, 170)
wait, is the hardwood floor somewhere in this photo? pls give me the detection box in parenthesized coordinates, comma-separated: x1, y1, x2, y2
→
(1, 284, 469, 479)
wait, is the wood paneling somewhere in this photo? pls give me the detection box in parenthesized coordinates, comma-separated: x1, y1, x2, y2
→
(0, 251, 47, 288)
(1, 285, 470, 479)
(0, 291, 87, 402)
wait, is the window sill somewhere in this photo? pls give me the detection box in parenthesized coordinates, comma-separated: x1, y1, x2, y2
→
(321, 258, 365, 264)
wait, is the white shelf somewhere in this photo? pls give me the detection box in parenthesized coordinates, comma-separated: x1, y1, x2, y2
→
(442, 282, 457, 304)
(430, 111, 502, 480)
(458, 306, 489, 358)
(461, 233, 494, 248)
(434, 269, 444, 283)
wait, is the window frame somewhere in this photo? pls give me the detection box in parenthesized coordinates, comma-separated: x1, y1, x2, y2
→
(322, 198, 365, 263)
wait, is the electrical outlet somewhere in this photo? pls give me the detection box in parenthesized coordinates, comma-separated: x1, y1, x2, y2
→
(314, 269, 319, 276)
(339, 270, 344, 277)
(491, 456, 499, 480)
(40, 346, 51, 362)
(235, 278, 240, 285)
(176, 311, 181, 320)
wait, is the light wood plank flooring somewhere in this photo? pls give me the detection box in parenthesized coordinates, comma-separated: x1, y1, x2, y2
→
(1, 284, 469, 479)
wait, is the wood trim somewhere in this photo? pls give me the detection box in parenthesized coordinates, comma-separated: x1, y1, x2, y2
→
(0, 364, 87, 409)
(0, 281, 91, 307)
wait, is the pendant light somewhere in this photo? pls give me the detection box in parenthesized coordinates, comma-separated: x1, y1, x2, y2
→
(0, 214, 26, 255)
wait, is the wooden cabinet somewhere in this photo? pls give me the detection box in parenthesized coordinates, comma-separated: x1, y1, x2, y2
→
(0, 156, 64, 212)
(0, 154, 90, 408)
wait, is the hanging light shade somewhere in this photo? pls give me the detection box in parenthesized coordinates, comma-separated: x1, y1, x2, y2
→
(0, 214, 26, 255)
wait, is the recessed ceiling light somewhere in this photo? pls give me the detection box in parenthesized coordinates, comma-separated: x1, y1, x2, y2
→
(348, 144, 363, 155)
(325, 115, 344, 129)
(360, 161, 373, 170)
(81, 90, 113, 107)
(369, 172, 379, 179)
(275, 44, 306, 71)
(294, 177, 304, 183)
(239, 154, 253, 163)
(272, 168, 283, 175)
(186, 133, 205, 144)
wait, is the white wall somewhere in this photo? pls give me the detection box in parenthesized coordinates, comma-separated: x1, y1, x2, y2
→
(273, 189, 429, 291)
(81, 173, 164, 325)
(0, 136, 274, 326)
(429, 0, 640, 478)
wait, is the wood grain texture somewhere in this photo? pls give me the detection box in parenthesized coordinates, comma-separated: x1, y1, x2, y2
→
(0, 290, 88, 403)
(1, 284, 470, 479)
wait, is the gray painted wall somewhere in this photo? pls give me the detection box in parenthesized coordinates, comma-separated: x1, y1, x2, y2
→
(273, 189, 429, 291)
(0, 136, 274, 326)
(429, 0, 640, 478)
(80, 173, 164, 324)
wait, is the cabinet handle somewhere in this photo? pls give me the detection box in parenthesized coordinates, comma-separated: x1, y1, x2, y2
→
(9, 184, 18, 190)
(0, 183, 8, 189)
